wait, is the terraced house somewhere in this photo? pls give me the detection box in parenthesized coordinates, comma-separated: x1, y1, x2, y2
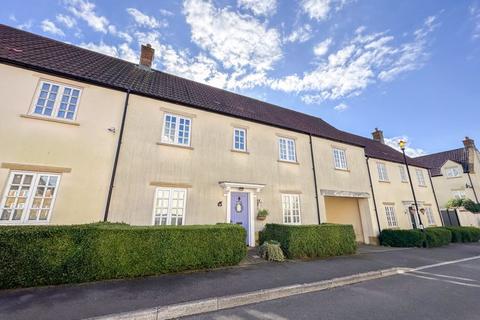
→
(0, 25, 443, 245)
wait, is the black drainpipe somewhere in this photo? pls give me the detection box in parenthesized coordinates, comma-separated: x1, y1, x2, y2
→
(365, 157, 381, 233)
(428, 171, 444, 226)
(467, 172, 479, 203)
(309, 134, 321, 224)
(104, 89, 131, 222)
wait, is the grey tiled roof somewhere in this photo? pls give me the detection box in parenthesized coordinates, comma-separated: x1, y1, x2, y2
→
(415, 148, 468, 176)
(0, 24, 427, 168)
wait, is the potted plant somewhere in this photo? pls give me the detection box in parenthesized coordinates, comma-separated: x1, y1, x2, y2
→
(257, 209, 269, 221)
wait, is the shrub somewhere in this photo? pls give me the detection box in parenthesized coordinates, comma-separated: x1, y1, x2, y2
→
(259, 240, 285, 262)
(380, 229, 426, 247)
(445, 226, 480, 243)
(260, 223, 357, 259)
(0, 223, 246, 289)
(446, 198, 480, 213)
(424, 227, 452, 247)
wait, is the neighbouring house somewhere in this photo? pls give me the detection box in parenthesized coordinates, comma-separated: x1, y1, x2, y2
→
(0, 24, 442, 245)
(416, 137, 480, 226)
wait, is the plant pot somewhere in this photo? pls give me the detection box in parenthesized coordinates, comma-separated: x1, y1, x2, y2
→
(257, 215, 267, 221)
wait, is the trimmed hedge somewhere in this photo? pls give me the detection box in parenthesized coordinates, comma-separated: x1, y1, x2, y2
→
(445, 226, 480, 243)
(0, 223, 246, 289)
(380, 229, 425, 247)
(424, 227, 452, 247)
(260, 223, 357, 259)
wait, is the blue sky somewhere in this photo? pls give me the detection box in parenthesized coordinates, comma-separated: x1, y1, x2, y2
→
(1, 0, 479, 156)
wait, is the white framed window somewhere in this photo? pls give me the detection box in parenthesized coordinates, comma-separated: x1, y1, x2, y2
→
(233, 128, 246, 151)
(384, 206, 398, 228)
(425, 207, 435, 225)
(0, 171, 60, 224)
(153, 188, 186, 226)
(333, 148, 348, 170)
(416, 169, 426, 186)
(161, 113, 192, 146)
(377, 163, 389, 182)
(279, 137, 296, 162)
(452, 190, 466, 200)
(399, 166, 408, 182)
(32, 80, 82, 120)
(282, 194, 301, 224)
(445, 167, 462, 178)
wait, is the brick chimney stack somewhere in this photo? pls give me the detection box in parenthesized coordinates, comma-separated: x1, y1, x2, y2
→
(139, 44, 154, 69)
(372, 128, 384, 144)
(463, 136, 476, 173)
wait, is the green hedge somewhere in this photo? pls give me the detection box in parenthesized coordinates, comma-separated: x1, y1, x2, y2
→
(445, 226, 480, 243)
(424, 227, 452, 247)
(380, 229, 426, 247)
(0, 223, 246, 289)
(260, 223, 357, 259)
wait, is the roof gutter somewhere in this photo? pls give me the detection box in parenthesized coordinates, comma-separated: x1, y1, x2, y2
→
(104, 89, 130, 221)
(365, 157, 381, 234)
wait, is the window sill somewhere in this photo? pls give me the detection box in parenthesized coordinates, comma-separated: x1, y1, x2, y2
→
(418, 185, 427, 188)
(334, 167, 350, 172)
(21, 114, 80, 126)
(231, 149, 249, 154)
(278, 159, 300, 165)
(378, 180, 390, 183)
(156, 142, 194, 150)
(446, 176, 463, 180)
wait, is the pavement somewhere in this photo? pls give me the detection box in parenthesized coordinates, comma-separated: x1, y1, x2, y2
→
(1, 243, 480, 320)
(187, 250, 480, 320)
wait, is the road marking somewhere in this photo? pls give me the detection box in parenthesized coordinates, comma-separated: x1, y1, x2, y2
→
(412, 270, 477, 282)
(413, 255, 480, 271)
(403, 273, 480, 288)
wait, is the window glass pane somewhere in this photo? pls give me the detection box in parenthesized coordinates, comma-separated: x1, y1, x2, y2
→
(153, 188, 187, 226)
(282, 194, 300, 224)
(57, 86, 80, 120)
(34, 82, 60, 117)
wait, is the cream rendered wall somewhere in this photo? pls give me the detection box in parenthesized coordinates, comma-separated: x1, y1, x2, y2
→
(368, 159, 442, 230)
(431, 160, 472, 208)
(311, 138, 378, 242)
(108, 94, 318, 234)
(0, 64, 124, 224)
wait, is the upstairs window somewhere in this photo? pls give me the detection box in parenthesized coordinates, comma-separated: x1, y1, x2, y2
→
(33, 81, 81, 120)
(377, 163, 389, 182)
(333, 148, 348, 170)
(452, 190, 466, 200)
(162, 114, 191, 146)
(233, 128, 246, 151)
(384, 206, 398, 228)
(416, 169, 426, 186)
(279, 137, 296, 162)
(399, 166, 408, 182)
(446, 167, 462, 178)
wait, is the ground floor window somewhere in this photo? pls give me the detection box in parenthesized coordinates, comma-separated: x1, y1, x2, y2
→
(384, 205, 398, 228)
(153, 188, 186, 225)
(0, 171, 60, 224)
(282, 194, 301, 224)
(425, 206, 435, 225)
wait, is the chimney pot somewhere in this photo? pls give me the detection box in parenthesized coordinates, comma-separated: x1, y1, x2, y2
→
(139, 44, 154, 69)
(372, 128, 384, 144)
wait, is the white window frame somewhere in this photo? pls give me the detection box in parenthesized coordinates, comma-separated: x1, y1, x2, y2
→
(425, 207, 435, 225)
(0, 171, 61, 224)
(416, 169, 426, 187)
(333, 148, 348, 170)
(278, 137, 297, 162)
(452, 190, 466, 200)
(152, 187, 187, 226)
(161, 113, 192, 146)
(233, 128, 247, 152)
(399, 165, 408, 182)
(282, 194, 301, 225)
(31, 80, 82, 121)
(384, 205, 398, 228)
(445, 167, 462, 178)
(377, 163, 389, 182)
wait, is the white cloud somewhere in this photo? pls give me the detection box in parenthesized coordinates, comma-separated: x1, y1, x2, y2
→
(384, 136, 426, 157)
(41, 19, 65, 36)
(79, 41, 138, 63)
(238, 0, 277, 16)
(284, 24, 313, 43)
(159, 9, 174, 16)
(301, 0, 349, 21)
(471, 4, 480, 39)
(270, 15, 439, 103)
(108, 25, 133, 43)
(313, 37, 332, 56)
(183, 0, 282, 72)
(9, 14, 17, 22)
(126, 8, 164, 28)
(56, 14, 76, 28)
(333, 102, 348, 111)
(17, 20, 33, 30)
(64, 0, 109, 33)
